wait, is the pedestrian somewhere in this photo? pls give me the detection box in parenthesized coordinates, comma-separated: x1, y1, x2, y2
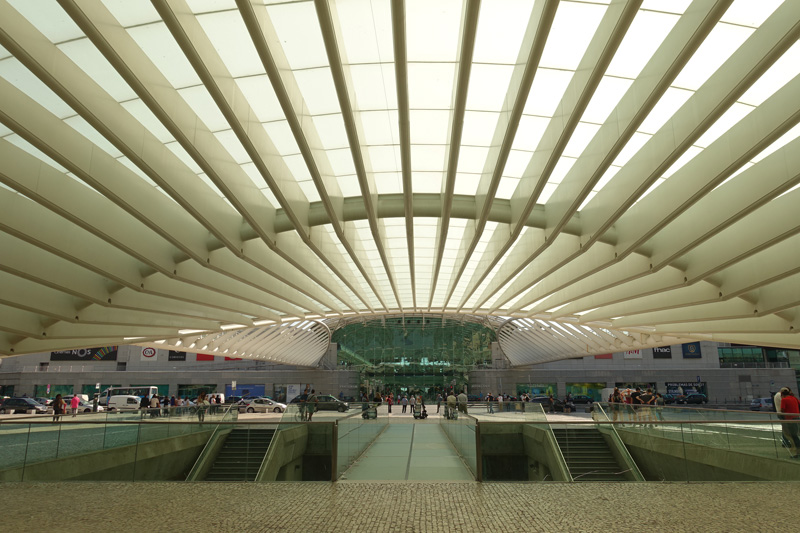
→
(306, 389, 318, 421)
(401, 395, 408, 413)
(780, 388, 800, 458)
(640, 388, 654, 425)
(436, 393, 443, 413)
(446, 391, 457, 419)
(409, 394, 416, 415)
(70, 395, 80, 417)
(457, 391, 468, 415)
(631, 387, 642, 423)
(196, 391, 209, 423)
(387, 394, 392, 414)
(486, 393, 494, 414)
(149, 393, 160, 418)
(497, 393, 503, 413)
(52, 394, 65, 422)
(547, 394, 555, 414)
(654, 392, 665, 421)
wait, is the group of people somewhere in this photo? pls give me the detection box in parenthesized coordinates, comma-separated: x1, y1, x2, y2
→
(138, 393, 220, 420)
(608, 387, 665, 424)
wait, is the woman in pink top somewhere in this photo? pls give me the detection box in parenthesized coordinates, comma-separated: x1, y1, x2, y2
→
(70, 395, 80, 417)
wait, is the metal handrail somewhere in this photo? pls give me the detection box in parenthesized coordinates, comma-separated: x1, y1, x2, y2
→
(592, 403, 645, 481)
(185, 403, 237, 481)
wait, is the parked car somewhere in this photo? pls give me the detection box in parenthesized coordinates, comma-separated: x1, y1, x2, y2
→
(571, 395, 594, 405)
(239, 397, 286, 413)
(682, 393, 708, 405)
(662, 394, 678, 404)
(529, 396, 566, 412)
(290, 394, 350, 412)
(0, 397, 48, 414)
(107, 395, 143, 411)
(34, 397, 54, 407)
(750, 397, 775, 411)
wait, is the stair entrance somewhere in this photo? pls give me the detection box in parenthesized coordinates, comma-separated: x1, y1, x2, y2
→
(552, 427, 630, 482)
(204, 428, 274, 481)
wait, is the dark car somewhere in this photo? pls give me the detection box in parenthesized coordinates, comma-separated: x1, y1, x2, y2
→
(529, 396, 566, 412)
(662, 394, 677, 404)
(0, 397, 48, 414)
(570, 395, 594, 405)
(291, 394, 349, 412)
(683, 393, 708, 404)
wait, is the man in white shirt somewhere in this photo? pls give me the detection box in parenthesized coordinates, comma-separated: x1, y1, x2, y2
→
(409, 394, 416, 415)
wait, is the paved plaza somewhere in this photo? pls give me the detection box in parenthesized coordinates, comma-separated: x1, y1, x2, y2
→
(5, 480, 798, 532)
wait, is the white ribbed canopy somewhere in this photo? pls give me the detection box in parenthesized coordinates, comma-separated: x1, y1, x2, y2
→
(1, 0, 799, 365)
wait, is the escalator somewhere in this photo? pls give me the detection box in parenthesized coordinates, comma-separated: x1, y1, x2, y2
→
(203, 428, 274, 481)
(552, 427, 633, 482)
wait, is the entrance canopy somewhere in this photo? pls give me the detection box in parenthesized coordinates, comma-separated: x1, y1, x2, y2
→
(1, 1, 800, 362)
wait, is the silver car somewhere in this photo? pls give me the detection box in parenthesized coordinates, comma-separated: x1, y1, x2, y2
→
(239, 397, 286, 413)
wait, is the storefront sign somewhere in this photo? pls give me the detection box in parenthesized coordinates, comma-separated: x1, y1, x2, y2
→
(652, 346, 672, 359)
(168, 350, 186, 361)
(51, 346, 118, 361)
(682, 342, 702, 358)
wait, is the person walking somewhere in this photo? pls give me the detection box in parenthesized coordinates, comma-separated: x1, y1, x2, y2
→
(780, 388, 800, 458)
(306, 389, 318, 421)
(70, 395, 80, 417)
(387, 394, 393, 414)
(457, 391, 468, 415)
(446, 391, 457, 419)
(486, 393, 494, 414)
(401, 395, 408, 413)
(610, 387, 623, 422)
(409, 394, 416, 415)
(436, 393, 443, 414)
(497, 393, 503, 413)
(196, 391, 209, 423)
(149, 393, 160, 418)
(52, 394, 65, 422)
(654, 392, 665, 422)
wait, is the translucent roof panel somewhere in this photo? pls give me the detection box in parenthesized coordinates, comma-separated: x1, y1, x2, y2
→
(3, 1, 800, 359)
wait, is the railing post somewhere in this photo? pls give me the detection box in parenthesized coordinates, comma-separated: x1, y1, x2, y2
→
(331, 421, 338, 482)
(474, 420, 482, 482)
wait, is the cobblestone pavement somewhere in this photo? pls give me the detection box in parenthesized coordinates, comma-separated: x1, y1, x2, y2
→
(4, 481, 797, 532)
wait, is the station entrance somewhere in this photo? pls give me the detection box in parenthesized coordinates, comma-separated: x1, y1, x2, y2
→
(331, 315, 496, 401)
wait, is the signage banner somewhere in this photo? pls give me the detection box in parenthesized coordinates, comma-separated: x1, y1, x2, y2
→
(623, 350, 642, 359)
(665, 382, 707, 395)
(168, 350, 186, 361)
(594, 353, 613, 359)
(140, 347, 158, 361)
(51, 346, 118, 361)
(682, 342, 702, 358)
(196, 353, 215, 361)
(652, 346, 672, 359)
(286, 384, 304, 403)
(224, 356, 242, 361)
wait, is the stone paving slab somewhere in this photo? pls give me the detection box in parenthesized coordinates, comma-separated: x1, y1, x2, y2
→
(3, 481, 798, 532)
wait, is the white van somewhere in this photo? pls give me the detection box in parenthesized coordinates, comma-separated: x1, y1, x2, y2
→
(108, 395, 142, 411)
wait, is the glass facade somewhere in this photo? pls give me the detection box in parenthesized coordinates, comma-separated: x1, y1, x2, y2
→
(333, 316, 496, 400)
(718, 346, 764, 364)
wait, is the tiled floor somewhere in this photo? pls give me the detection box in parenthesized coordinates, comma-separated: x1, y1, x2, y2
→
(341, 423, 473, 481)
(5, 481, 798, 532)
